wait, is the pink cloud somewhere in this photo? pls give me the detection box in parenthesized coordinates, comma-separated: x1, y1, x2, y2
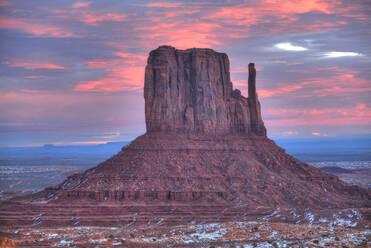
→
(265, 104, 371, 126)
(312, 132, 328, 136)
(114, 52, 147, 64)
(200, 0, 352, 37)
(257, 82, 309, 98)
(256, 66, 370, 99)
(0, 1, 10, 7)
(206, 7, 258, 26)
(0, 91, 17, 99)
(72, 2, 91, 8)
(143, 2, 184, 8)
(4, 61, 65, 70)
(24, 75, 48, 79)
(72, 141, 108, 145)
(0, 17, 77, 37)
(231, 68, 250, 74)
(85, 60, 109, 69)
(74, 78, 140, 92)
(262, 0, 335, 15)
(134, 22, 221, 49)
(76, 56, 145, 92)
(163, 9, 199, 18)
(81, 13, 127, 25)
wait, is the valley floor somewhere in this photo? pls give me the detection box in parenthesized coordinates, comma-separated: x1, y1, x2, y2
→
(1, 221, 370, 247)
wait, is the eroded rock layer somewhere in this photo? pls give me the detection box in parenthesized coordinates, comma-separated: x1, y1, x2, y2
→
(145, 46, 265, 136)
(0, 46, 369, 228)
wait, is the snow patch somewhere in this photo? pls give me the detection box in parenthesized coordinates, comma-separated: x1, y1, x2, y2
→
(304, 212, 314, 225)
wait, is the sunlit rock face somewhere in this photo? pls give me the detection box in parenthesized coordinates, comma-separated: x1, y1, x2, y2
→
(144, 46, 266, 136)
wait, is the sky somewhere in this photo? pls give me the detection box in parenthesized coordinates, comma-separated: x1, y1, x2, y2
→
(0, 0, 370, 147)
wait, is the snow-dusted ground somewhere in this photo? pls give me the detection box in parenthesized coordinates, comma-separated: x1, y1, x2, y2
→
(5, 219, 370, 247)
(310, 161, 371, 170)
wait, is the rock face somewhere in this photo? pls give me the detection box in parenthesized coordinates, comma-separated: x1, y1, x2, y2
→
(248, 63, 266, 136)
(0, 46, 369, 228)
(145, 46, 265, 136)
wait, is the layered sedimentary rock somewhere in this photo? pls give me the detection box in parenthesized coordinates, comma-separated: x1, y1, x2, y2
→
(0, 46, 369, 228)
(145, 46, 265, 136)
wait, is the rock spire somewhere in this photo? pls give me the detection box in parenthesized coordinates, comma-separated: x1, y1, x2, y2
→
(144, 45, 266, 136)
(248, 63, 266, 136)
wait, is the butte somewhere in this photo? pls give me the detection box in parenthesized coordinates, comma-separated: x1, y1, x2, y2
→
(0, 46, 369, 227)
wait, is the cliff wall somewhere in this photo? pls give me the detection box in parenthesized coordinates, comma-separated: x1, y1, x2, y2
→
(144, 46, 266, 136)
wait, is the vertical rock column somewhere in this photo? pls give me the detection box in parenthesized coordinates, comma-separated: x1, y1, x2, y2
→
(248, 63, 267, 136)
(144, 46, 267, 136)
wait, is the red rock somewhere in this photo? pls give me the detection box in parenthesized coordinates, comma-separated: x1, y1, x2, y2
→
(0, 237, 16, 248)
(145, 46, 264, 136)
(0, 46, 369, 228)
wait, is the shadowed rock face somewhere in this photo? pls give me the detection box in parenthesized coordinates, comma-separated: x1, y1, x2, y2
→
(144, 46, 266, 136)
(0, 46, 369, 228)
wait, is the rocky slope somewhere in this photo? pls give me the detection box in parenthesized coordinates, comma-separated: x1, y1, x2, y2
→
(0, 46, 369, 228)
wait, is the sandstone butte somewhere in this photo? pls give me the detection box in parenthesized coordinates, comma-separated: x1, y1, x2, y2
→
(0, 46, 370, 228)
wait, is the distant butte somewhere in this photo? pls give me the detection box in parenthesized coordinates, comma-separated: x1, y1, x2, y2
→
(0, 46, 370, 228)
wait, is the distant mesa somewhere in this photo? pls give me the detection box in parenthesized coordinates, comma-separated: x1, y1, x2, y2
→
(0, 45, 369, 228)
(43, 144, 55, 148)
